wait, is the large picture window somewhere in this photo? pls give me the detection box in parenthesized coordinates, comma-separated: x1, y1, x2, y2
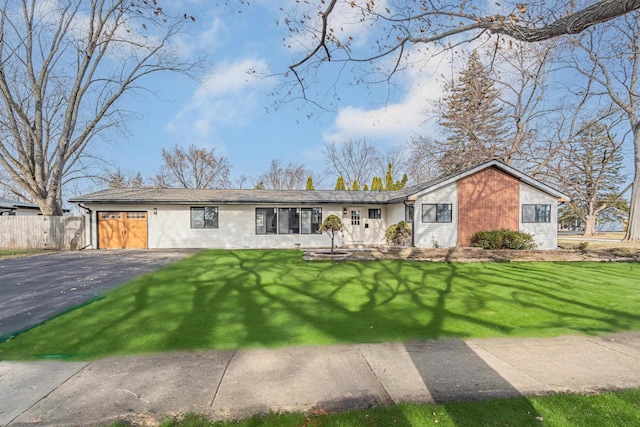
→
(522, 204, 551, 223)
(256, 208, 277, 234)
(278, 208, 300, 234)
(256, 207, 322, 234)
(191, 207, 218, 229)
(422, 204, 452, 223)
(301, 208, 322, 234)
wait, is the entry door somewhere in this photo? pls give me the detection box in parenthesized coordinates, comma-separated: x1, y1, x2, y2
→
(98, 211, 148, 249)
(345, 207, 364, 244)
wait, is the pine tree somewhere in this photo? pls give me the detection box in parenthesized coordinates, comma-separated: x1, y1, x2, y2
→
(352, 179, 360, 190)
(437, 51, 508, 174)
(254, 180, 265, 190)
(371, 176, 383, 191)
(131, 172, 144, 188)
(396, 173, 408, 190)
(107, 169, 125, 188)
(385, 163, 394, 190)
(305, 176, 315, 190)
(335, 176, 346, 190)
(363, 184, 369, 191)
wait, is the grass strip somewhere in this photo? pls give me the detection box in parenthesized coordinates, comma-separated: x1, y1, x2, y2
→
(112, 389, 640, 427)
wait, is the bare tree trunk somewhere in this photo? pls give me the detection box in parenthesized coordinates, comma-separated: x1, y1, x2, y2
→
(583, 215, 596, 237)
(624, 131, 640, 240)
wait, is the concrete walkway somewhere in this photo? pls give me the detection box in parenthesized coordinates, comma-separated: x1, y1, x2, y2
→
(2, 332, 640, 426)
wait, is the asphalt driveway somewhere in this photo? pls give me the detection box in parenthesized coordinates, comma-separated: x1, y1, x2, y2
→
(0, 250, 194, 339)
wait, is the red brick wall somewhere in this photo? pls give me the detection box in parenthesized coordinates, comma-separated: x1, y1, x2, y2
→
(457, 167, 520, 246)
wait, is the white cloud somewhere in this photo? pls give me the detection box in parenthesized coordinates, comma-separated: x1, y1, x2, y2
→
(166, 57, 273, 149)
(323, 57, 449, 146)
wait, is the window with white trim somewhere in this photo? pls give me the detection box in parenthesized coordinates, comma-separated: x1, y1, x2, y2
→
(422, 204, 452, 223)
(522, 204, 551, 223)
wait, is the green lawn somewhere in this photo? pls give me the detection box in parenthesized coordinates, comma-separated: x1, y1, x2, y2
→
(0, 249, 44, 260)
(1, 250, 638, 360)
(142, 389, 640, 427)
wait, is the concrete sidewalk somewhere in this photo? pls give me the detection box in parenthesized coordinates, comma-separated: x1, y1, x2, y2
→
(2, 332, 640, 426)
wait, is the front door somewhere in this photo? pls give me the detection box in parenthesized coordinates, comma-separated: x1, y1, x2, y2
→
(344, 207, 364, 245)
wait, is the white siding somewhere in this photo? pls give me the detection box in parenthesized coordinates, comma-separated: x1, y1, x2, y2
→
(520, 184, 558, 250)
(84, 203, 345, 249)
(413, 183, 458, 248)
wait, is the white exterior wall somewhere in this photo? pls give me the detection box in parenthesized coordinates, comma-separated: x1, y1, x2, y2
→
(519, 184, 558, 250)
(84, 203, 345, 249)
(413, 182, 458, 248)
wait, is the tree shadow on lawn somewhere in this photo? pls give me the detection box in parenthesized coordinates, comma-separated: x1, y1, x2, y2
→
(405, 251, 542, 424)
(0, 250, 638, 362)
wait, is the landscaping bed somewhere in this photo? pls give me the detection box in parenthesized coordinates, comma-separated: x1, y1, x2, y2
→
(345, 246, 640, 262)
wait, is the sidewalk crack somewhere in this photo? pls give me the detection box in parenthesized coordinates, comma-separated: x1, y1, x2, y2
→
(210, 350, 237, 408)
(357, 346, 394, 404)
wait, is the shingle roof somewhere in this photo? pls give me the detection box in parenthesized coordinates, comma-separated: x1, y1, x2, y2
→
(69, 160, 569, 205)
(0, 198, 40, 210)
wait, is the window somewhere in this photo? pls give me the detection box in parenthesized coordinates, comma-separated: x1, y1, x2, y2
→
(351, 209, 361, 225)
(256, 208, 277, 234)
(126, 212, 146, 219)
(99, 212, 121, 219)
(301, 208, 322, 234)
(191, 207, 218, 229)
(422, 204, 452, 223)
(257, 207, 322, 234)
(368, 208, 381, 219)
(278, 208, 300, 234)
(405, 205, 414, 223)
(522, 204, 551, 223)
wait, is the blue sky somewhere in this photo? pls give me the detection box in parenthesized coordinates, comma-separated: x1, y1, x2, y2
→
(88, 1, 636, 194)
(91, 0, 452, 190)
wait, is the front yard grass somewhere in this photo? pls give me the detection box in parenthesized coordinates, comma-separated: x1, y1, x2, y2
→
(149, 388, 640, 427)
(0, 249, 45, 260)
(0, 250, 638, 360)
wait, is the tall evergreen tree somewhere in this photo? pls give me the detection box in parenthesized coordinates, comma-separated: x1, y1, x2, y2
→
(351, 180, 360, 191)
(385, 163, 395, 190)
(437, 51, 508, 174)
(370, 176, 383, 191)
(305, 176, 315, 190)
(335, 176, 346, 190)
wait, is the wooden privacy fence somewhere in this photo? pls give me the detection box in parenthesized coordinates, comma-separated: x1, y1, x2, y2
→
(0, 216, 85, 250)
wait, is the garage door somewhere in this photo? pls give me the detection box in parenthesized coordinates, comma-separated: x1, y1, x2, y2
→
(98, 211, 148, 249)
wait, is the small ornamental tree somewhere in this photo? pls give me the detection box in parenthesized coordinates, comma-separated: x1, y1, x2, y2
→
(385, 221, 412, 246)
(319, 214, 343, 253)
(335, 176, 346, 190)
(352, 179, 360, 190)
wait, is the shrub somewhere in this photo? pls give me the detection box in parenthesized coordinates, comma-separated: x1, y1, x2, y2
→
(470, 229, 537, 250)
(385, 221, 412, 246)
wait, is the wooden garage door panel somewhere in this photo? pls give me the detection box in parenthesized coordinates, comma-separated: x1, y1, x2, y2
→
(98, 211, 148, 249)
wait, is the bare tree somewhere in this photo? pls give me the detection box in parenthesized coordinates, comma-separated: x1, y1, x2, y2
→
(545, 121, 630, 236)
(0, 1, 195, 215)
(567, 14, 640, 240)
(257, 159, 310, 190)
(156, 144, 231, 189)
(406, 136, 442, 184)
(284, 1, 640, 100)
(323, 138, 380, 186)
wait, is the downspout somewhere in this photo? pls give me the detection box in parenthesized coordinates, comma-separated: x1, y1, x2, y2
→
(77, 202, 93, 250)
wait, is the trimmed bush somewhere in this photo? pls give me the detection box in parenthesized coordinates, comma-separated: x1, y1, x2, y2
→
(470, 229, 537, 250)
(385, 221, 412, 246)
(319, 214, 344, 253)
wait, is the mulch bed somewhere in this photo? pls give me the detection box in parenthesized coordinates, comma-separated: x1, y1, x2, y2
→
(343, 247, 640, 262)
